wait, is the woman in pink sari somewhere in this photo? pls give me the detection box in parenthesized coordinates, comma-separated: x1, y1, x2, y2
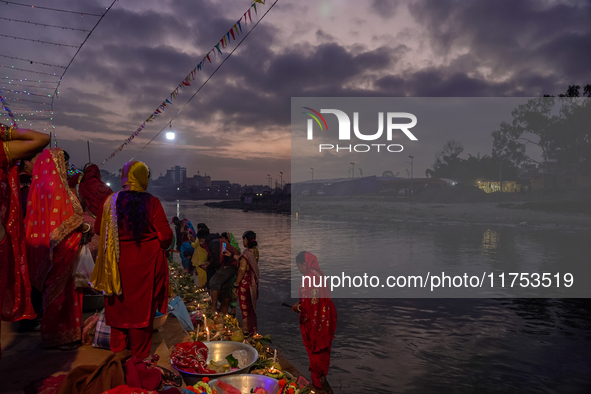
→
(225, 231, 259, 335)
(26, 148, 92, 349)
(0, 121, 49, 358)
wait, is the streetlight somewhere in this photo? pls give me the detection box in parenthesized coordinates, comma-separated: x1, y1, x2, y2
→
(407, 155, 414, 199)
(267, 174, 271, 188)
(310, 167, 314, 181)
(350, 163, 355, 180)
(280, 172, 283, 190)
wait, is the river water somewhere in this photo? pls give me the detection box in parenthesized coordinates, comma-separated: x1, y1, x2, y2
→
(163, 200, 591, 393)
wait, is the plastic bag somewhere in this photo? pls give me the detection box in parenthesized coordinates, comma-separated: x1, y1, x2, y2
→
(168, 296, 195, 331)
(73, 245, 95, 288)
(231, 350, 248, 368)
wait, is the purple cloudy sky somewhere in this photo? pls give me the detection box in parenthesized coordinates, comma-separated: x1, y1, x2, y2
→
(1, 0, 590, 184)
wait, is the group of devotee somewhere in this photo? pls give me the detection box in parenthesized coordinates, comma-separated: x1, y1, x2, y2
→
(171, 217, 260, 335)
(0, 122, 336, 394)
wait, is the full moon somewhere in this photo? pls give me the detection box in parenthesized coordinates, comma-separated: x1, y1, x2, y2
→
(166, 131, 175, 140)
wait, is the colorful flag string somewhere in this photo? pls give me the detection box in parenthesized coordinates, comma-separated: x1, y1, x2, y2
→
(100, 1, 267, 165)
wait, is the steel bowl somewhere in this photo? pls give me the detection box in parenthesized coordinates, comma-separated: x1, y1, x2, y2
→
(171, 341, 259, 385)
(209, 374, 280, 394)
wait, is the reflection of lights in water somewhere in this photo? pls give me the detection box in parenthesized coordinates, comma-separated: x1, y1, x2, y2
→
(176, 201, 180, 218)
(482, 229, 499, 252)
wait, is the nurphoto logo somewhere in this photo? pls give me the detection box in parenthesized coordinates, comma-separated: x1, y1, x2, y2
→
(302, 107, 418, 153)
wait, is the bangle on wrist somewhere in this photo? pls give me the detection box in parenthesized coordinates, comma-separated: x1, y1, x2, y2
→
(82, 223, 90, 233)
(0, 124, 12, 142)
(234, 283, 239, 287)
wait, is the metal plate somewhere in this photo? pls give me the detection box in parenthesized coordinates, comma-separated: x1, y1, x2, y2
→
(209, 374, 280, 394)
(172, 341, 259, 384)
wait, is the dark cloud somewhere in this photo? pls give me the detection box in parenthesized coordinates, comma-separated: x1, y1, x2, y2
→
(370, 0, 399, 19)
(408, 0, 591, 87)
(3, 0, 591, 183)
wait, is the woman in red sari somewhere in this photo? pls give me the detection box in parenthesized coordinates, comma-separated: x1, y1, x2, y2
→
(225, 230, 260, 335)
(292, 251, 337, 394)
(92, 161, 173, 359)
(0, 122, 49, 358)
(69, 163, 113, 259)
(26, 147, 92, 349)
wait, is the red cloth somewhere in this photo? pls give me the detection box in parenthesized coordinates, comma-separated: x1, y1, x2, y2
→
(298, 252, 337, 387)
(77, 164, 113, 218)
(40, 240, 84, 347)
(124, 357, 162, 391)
(110, 324, 154, 359)
(0, 141, 36, 358)
(26, 148, 85, 347)
(170, 341, 216, 374)
(97, 194, 172, 330)
(238, 269, 257, 335)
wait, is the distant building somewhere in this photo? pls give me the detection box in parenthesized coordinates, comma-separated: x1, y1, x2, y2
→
(166, 165, 186, 184)
(186, 172, 211, 188)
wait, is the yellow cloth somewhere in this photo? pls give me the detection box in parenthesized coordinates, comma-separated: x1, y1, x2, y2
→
(191, 240, 208, 288)
(90, 191, 122, 295)
(121, 161, 149, 192)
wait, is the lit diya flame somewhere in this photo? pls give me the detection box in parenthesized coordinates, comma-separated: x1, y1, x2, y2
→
(253, 334, 263, 340)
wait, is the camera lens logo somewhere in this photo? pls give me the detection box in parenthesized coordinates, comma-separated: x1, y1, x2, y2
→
(303, 107, 418, 153)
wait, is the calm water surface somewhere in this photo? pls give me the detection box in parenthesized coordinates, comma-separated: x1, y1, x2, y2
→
(163, 200, 591, 393)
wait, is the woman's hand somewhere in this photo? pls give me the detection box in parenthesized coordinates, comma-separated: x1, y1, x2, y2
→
(223, 250, 232, 257)
(292, 302, 301, 313)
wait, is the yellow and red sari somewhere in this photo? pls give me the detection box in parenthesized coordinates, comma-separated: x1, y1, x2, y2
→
(0, 139, 36, 359)
(26, 148, 85, 347)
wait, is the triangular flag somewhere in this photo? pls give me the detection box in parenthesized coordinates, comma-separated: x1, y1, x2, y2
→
(243, 12, 248, 25)
(230, 27, 236, 40)
(165, 99, 172, 104)
(237, 21, 242, 33)
(215, 43, 222, 54)
(252, 3, 257, 14)
(206, 52, 212, 63)
(248, 9, 252, 22)
(197, 61, 203, 71)
(226, 31, 231, 42)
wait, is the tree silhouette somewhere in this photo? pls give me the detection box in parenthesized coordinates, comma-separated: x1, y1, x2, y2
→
(493, 84, 591, 174)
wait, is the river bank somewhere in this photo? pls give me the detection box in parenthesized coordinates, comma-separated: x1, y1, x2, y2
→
(294, 196, 591, 231)
(205, 197, 290, 215)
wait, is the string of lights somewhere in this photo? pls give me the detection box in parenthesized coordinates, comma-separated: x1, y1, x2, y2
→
(49, 0, 118, 146)
(2, 78, 60, 83)
(1, 82, 54, 89)
(1, 88, 52, 98)
(0, 33, 81, 48)
(1, 1, 103, 17)
(1, 65, 62, 77)
(2, 96, 52, 105)
(0, 16, 91, 32)
(0, 54, 66, 68)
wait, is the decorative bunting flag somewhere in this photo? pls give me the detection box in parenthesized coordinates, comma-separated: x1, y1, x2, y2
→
(100, 0, 268, 164)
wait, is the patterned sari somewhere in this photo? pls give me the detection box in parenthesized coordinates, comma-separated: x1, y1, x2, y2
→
(26, 148, 85, 347)
(238, 247, 259, 335)
(0, 140, 36, 359)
